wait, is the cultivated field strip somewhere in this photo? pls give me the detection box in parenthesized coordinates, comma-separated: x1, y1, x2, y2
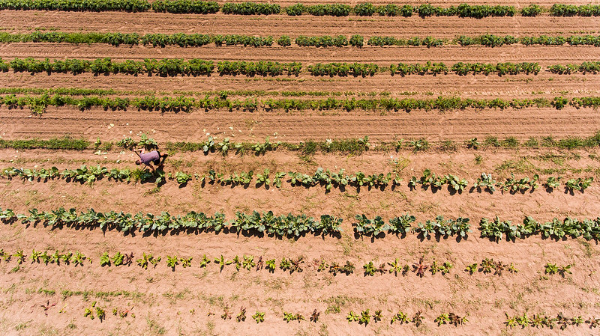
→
(1, 107, 599, 142)
(2, 11, 600, 36)
(3, 43, 600, 64)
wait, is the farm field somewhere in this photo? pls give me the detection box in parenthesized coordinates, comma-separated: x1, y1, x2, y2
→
(1, 1, 600, 335)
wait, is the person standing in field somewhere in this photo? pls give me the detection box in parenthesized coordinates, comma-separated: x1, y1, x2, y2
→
(134, 147, 168, 171)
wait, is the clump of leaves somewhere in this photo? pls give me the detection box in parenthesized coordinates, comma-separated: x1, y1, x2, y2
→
(252, 311, 265, 323)
(449, 313, 468, 326)
(347, 311, 360, 322)
(310, 310, 320, 323)
(413, 311, 424, 327)
(180, 257, 193, 268)
(166, 255, 179, 270)
(430, 260, 453, 275)
(100, 252, 111, 267)
(435, 313, 450, 326)
(388, 258, 409, 276)
(111, 252, 124, 266)
(359, 309, 371, 325)
(221, 306, 232, 320)
(412, 256, 429, 277)
(391, 311, 411, 324)
(283, 312, 304, 323)
(373, 310, 383, 322)
(214, 255, 232, 272)
(199, 254, 211, 268)
(236, 307, 246, 322)
(265, 259, 276, 272)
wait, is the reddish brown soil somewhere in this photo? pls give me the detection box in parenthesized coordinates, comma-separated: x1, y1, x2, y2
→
(1, 4, 600, 336)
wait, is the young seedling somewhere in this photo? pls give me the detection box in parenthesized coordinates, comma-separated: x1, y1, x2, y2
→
(214, 255, 232, 272)
(465, 263, 478, 274)
(100, 252, 111, 267)
(30, 249, 42, 263)
(166, 255, 179, 270)
(341, 261, 356, 275)
(279, 258, 291, 272)
(290, 257, 304, 273)
(40, 251, 51, 264)
(480, 258, 495, 274)
(40, 300, 56, 316)
(252, 311, 265, 323)
(61, 252, 73, 265)
(435, 313, 450, 326)
(255, 256, 264, 270)
(123, 252, 134, 266)
(14, 250, 26, 264)
(363, 261, 376, 276)
(544, 263, 559, 275)
(310, 310, 320, 323)
(96, 306, 106, 322)
(586, 317, 599, 328)
(412, 257, 429, 278)
(347, 311, 360, 322)
(391, 311, 411, 324)
(199, 254, 211, 268)
(359, 309, 371, 325)
(317, 259, 328, 272)
(232, 256, 242, 271)
(136, 253, 151, 269)
(180, 257, 193, 268)
(236, 307, 246, 322)
(558, 264, 573, 277)
(72, 251, 87, 266)
(373, 310, 383, 322)
(221, 306, 232, 320)
(412, 311, 424, 327)
(556, 312, 569, 330)
(449, 313, 467, 326)
(111, 252, 124, 266)
(265, 259, 276, 272)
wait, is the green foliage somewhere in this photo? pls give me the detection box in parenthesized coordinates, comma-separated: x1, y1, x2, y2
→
(0, 0, 151, 12)
(221, 2, 280, 15)
(521, 4, 542, 16)
(252, 311, 265, 323)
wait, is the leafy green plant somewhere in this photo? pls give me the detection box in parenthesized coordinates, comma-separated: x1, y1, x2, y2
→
(166, 255, 179, 270)
(391, 311, 411, 324)
(252, 311, 265, 323)
(214, 255, 231, 271)
(100, 252, 111, 267)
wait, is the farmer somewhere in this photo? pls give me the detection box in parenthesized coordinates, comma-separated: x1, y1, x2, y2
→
(134, 148, 168, 171)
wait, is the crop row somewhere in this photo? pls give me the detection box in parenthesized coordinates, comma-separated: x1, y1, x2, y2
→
(3, 132, 600, 154)
(505, 312, 598, 330)
(3, 31, 600, 48)
(8, 248, 578, 281)
(2, 165, 593, 196)
(6, 58, 600, 77)
(2, 58, 302, 76)
(3, 1, 600, 18)
(4, 93, 600, 114)
(1, 208, 599, 241)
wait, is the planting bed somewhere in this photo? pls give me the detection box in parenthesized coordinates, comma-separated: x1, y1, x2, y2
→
(1, 1, 600, 335)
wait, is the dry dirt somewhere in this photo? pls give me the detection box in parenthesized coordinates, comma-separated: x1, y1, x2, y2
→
(1, 4, 600, 336)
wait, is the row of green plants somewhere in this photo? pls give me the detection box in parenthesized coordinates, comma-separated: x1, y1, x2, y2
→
(2, 207, 599, 241)
(1, 248, 529, 279)
(0, 31, 274, 47)
(505, 312, 598, 330)
(4, 31, 600, 48)
(2, 163, 593, 196)
(7, 58, 600, 77)
(6, 1, 599, 18)
(0, 208, 342, 237)
(3, 131, 600, 155)
(5, 93, 600, 114)
(0, 249, 89, 266)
